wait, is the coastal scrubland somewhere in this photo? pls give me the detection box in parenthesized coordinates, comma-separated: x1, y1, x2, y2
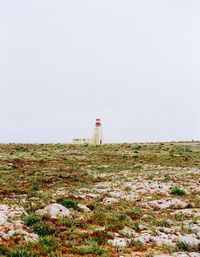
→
(0, 142, 200, 256)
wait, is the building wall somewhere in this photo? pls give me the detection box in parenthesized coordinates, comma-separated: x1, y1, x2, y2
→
(73, 138, 93, 145)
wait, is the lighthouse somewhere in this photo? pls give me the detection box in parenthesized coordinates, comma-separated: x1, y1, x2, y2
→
(73, 118, 103, 145)
(93, 118, 103, 145)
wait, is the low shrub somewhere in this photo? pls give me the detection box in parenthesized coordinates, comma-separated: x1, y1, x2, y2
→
(170, 187, 186, 196)
(175, 241, 193, 252)
(57, 199, 78, 210)
(25, 215, 55, 236)
(40, 236, 59, 254)
(31, 180, 40, 191)
(127, 207, 143, 220)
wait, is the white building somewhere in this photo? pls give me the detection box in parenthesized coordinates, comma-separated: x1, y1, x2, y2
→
(72, 138, 93, 145)
(73, 118, 103, 145)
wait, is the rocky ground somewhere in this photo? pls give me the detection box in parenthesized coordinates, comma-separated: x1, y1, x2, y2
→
(0, 142, 199, 256)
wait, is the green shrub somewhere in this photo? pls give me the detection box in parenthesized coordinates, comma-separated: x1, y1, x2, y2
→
(175, 241, 192, 252)
(15, 145, 28, 152)
(31, 222, 55, 236)
(175, 213, 185, 221)
(57, 199, 78, 210)
(31, 180, 40, 191)
(132, 145, 142, 151)
(25, 215, 42, 226)
(56, 217, 76, 228)
(25, 215, 55, 236)
(127, 207, 143, 220)
(40, 236, 58, 254)
(117, 212, 127, 221)
(170, 187, 186, 196)
(92, 230, 108, 244)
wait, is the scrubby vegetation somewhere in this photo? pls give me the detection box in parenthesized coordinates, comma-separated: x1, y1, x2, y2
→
(0, 142, 199, 256)
(170, 187, 187, 196)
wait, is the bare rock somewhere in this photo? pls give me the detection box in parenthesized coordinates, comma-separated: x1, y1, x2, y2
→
(77, 204, 91, 213)
(36, 203, 71, 218)
(145, 198, 188, 209)
(109, 191, 123, 198)
(173, 208, 200, 218)
(102, 197, 119, 204)
(0, 205, 9, 225)
(177, 234, 200, 246)
(108, 237, 127, 247)
(150, 232, 178, 245)
(0, 205, 27, 225)
(127, 181, 172, 196)
(24, 232, 39, 242)
(86, 193, 99, 199)
(8, 205, 27, 219)
(156, 253, 200, 257)
(0, 220, 39, 242)
(137, 232, 151, 244)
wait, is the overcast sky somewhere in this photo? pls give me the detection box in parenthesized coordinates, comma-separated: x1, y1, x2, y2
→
(0, 0, 199, 143)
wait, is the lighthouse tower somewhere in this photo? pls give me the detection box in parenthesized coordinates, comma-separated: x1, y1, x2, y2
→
(93, 118, 103, 145)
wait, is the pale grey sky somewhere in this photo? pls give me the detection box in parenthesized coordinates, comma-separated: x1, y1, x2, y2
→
(0, 0, 199, 143)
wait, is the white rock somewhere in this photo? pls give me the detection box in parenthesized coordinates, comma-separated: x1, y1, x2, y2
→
(157, 226, 180, 235)
(150, 232, 178, 245)
(128, 181, 172, 196)
(186, 253, 200, 257)
(77, 204, 91, 213)
(156, 253, 200, 257)
(95, 188, 110, 194)
(120, 193, 140, 201)
(183, 220, 200, 237)
(0, 205, 38, 242)
(108, 237, 127, 247)
(145, 198, 188, 209)
(86, 193, 99, 198)
(24, 232, 39, 242)
(0, 205, 9, 225)
(178, 234, 200, 246)
(79, 188, 92, 193)
(0, 214, 7, 225)
(75, 194, 86, 199)
(0, 221, 39, 242)
(173, 208, 200, 218)
(109, 191, 123, 198)
(8, 205, 27, 219)
(36, 203, 71, 218)
(102, 198, 119, 204)
(137, 233, 151, 244)
(0, 205, 9, 213)
(196, 230, 200, 237)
